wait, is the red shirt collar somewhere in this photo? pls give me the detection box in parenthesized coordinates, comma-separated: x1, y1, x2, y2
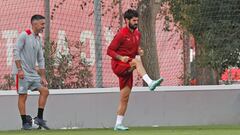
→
(123, 26, 137, 34)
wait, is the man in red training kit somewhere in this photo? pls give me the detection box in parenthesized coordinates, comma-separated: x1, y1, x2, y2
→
(107, 9, 163, 131)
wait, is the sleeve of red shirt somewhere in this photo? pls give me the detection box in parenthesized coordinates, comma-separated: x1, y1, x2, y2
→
(107, 32, 123, 60)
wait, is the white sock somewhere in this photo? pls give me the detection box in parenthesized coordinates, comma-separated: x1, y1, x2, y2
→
(115, 115, 124, 126)
(142, 74, 153, 86)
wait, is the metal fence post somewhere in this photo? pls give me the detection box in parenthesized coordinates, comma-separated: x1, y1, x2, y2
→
(94, 0, 103, 87)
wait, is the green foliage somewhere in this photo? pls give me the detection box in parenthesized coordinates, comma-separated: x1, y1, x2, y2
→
(44, 41, 93, 89)
(0, 40, 94, 90)
(0, 74, 15, 90)
(165, 0, 240, 74)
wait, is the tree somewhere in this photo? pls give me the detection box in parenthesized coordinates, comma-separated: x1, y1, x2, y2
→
(165, 0, 240, 84)
(137, 0, 162, 83)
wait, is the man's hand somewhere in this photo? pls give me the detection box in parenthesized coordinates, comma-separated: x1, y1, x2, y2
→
(18, 70, 24, 79)
(41, 77, 48, 87)
(138, 48, 144, 56)
(120, 56, 130, 63)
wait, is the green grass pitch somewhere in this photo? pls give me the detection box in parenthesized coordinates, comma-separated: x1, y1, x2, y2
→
(1, 125, 240, 135)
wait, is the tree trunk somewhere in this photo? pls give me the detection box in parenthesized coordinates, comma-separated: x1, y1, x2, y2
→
(138, 0, 161, 84)
(118, 0, 123, 27)
(44, 0, 53, 84)
(195, 44, 219, 85)
(183, 31, 190, 85)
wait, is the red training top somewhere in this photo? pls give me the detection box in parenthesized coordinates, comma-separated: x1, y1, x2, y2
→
(107, 26, 141, 62)
(107, 27, 141, 89)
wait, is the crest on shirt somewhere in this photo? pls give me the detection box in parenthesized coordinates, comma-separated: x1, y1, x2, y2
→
(135, 36, 139, 41)
(19, 86, 25, 91)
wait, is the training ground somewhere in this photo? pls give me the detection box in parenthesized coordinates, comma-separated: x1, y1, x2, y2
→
(1, 85, 240, 130)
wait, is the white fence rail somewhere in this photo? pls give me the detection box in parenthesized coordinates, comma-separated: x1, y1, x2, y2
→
(0, 85, 240, 130)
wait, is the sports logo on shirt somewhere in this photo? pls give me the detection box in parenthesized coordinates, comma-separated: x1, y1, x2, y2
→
(135, 36, 139, 41)
(19, 86, 25, 91)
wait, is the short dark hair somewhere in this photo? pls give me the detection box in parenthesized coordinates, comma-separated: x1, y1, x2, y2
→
(31, 14, 45, 23)
(124, 9, 138, 20)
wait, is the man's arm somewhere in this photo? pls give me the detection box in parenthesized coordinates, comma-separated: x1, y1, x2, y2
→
(116, 55, 129, 63)
(138, 47, 144, 56)
(37, 44, 48, 86)
(107, 32, 125, 61)
(39, 69, 48, 87)
(38, 68, 46, 79)
(15, 60, 22, 70)
(13, 32, 25, 79)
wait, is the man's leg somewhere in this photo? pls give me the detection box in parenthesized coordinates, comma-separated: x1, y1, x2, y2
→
(18, 94, 33, 130)
(17, 77, 32, 130)
(34, 86, 50, 130)
(130, 58, 164, 91)
(114, 86, 131, 130)
(117, 86, 131, 116)
(130, 59, 147, 77)
(18, 94, 28, 123)
(38, 86, 49, 113)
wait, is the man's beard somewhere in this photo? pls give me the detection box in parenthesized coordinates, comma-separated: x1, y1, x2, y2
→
(129, 23, 138, 30)
(39, 29, 44, 33)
